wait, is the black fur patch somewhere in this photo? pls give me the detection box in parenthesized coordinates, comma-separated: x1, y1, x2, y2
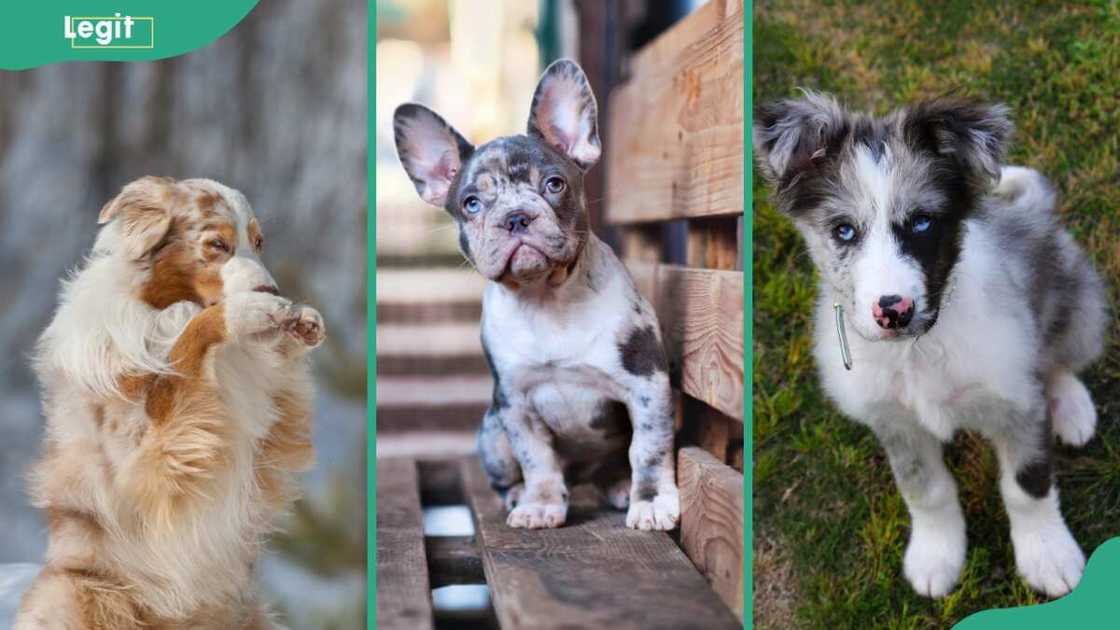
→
(1015, 459, 1052, 499)
(618, 325, 668, 376)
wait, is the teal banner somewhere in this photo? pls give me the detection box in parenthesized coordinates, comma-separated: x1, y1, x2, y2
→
(0, 1, 259, 70)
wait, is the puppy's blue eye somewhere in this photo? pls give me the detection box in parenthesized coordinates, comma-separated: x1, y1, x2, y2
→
(911, 214, 933, 233)
(463, 196, 482, 214)
(834, 223, 857, 243)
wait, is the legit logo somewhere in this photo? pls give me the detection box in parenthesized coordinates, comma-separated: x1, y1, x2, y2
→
(64, 14, 154, 49)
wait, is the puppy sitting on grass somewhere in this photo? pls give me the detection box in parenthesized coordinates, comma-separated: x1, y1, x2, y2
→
(754, 93, 1106, 598)
(16, 177, 325, 629)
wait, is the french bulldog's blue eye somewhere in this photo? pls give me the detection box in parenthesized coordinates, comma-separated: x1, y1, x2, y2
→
(463, 196, 482, 214)
(834, 223, 857, 243)
(911, 214, 933, 233)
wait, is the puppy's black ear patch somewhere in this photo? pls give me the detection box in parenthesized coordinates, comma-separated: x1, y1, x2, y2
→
(528, 59, 601, 171)
(393, 103, 475, 208)
(902, 98, 1012, 189)
(618, 325, 668, 377)
(752, 91, 851, 192)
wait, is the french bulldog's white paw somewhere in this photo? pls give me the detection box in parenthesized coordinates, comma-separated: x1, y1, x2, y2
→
(1050, 372, 1096, 447)
(625, 491, 679, 531)
(1013, 521, 1085, 597)
(283, 304, 326, 348)
(903, 525, 966, 598)
(224, 292, 293, 340)
(507, 502, 567, 529)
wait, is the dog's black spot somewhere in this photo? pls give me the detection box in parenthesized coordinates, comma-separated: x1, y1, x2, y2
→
(618, 326, 667, 376)
(634, 482, 658, 502)
(638, 395, 650, 408)
(589, 400, 628, 436)
(1016, 460, 1052, 499)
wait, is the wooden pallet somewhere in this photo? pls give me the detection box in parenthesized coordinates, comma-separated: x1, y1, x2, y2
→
(376, 457, 741, 630)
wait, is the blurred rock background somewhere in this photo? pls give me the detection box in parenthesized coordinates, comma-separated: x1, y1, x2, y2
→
(0, 1, 367, 627)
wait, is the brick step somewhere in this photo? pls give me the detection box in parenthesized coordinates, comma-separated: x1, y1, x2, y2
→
(375, 376, 491, 433)
(376, 269, 485, 325)
(375, 323, 488, 377)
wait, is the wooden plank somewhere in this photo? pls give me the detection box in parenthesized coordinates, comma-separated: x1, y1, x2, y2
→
(605, 0, 744, 224)
(376, 459, 434, 630)
(656, 265, 744, 420)
(460, 459, 740, 630)
(678, 447, 745, 621)
(687, 217, 741, 271)
(426, 536, 486, 588)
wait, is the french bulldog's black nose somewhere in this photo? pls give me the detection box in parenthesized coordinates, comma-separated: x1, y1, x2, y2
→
(504, 211, 533, 234)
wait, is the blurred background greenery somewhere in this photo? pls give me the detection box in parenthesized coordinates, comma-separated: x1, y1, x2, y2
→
(0, 2, 367, 627)
(752, 1, 1120, 627)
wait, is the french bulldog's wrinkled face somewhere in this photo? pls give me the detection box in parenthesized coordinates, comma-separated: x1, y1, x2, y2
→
(393, 59, 601, 288)
(753, 92, 1012, 340)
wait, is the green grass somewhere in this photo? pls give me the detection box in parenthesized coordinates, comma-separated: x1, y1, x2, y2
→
(751, 1, 1120, 627)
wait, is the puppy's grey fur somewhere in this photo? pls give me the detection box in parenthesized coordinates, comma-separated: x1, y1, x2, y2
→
(394, 60, 680, 530)
(754, 91, 1106, 597)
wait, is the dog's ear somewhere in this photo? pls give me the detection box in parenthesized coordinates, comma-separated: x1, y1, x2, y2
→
(753, 91, 850, 191)
(98, 176, 175, 260)
(528, 59, 601, 171)
(902, 98, 1012, 188)
(393, 103, 475, 208)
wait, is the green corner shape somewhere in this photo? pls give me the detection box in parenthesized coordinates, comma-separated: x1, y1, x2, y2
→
(955, 537, 1120, 629)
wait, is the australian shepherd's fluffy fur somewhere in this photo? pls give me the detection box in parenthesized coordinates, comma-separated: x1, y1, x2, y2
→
(15, 177, 326, 629)
(754, 93, 1107, 598)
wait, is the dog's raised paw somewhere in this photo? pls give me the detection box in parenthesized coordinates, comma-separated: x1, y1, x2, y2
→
(507, 502, 567, 529)
(1014, 522, 1085, 598)
(625, 492, 679, 531)
(1049, 372, 1096, 447)
(283, 305, 326, 348)
(223, 292, 293, 340)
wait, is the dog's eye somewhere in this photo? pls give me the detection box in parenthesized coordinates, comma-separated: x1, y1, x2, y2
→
(544, 176, 566, 194)
(833, 223, 857, 243)
(463, 196, 483, 215)
(208, 239, 230, 253)
(910, 213, 934, 234)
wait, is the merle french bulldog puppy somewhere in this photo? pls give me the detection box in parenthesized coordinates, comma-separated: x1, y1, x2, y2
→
(393, 60, 679, 530)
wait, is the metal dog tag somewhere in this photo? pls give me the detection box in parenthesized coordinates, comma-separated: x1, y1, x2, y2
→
(834, 303, 853, 371)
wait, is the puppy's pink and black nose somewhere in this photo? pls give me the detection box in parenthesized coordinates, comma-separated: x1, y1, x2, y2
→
(872, 295, 914, 329)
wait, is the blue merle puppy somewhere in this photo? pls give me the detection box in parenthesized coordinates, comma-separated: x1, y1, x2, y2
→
(393, 60, 679, 530)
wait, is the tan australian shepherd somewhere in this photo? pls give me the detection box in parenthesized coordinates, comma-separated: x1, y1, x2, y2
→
(15, 176, 325, 629)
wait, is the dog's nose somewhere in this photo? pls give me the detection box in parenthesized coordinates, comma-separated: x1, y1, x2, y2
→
(872, 295, 914, 329)
(253, 284, 280, 295)
(503, 211, 533, 234)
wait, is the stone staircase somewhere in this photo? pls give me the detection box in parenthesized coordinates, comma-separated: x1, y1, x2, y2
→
(375, 269, 490, 459)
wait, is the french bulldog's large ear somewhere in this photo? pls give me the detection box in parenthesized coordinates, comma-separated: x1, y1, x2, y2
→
(752, 91, 850, 192)
(393, 103, 475, 207)
(98, 176, 175, 260)
(902, 98, 1012, 188)
(528, 59, 601, 171)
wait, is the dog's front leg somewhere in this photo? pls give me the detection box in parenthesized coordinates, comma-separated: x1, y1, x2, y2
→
(873, 422, 965, 597)
(991, 408, 1084, 597)
(622, 373, 679, 531)
(121, 293, 296, 526)
(499, 398, 569, 529)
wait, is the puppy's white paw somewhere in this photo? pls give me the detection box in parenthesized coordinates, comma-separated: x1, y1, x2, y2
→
(224, 292, 293, 340)
(1049, 372, 1096, 447)
(507, 502, 567, 529)
(283, 304, 326, 348)
(625, 491, 679, 531)
(903, 525, 966, 598)
(1013, 520, 1085, 597)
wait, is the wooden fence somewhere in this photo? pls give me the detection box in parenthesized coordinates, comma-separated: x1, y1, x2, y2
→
(605, 0, 745, 618)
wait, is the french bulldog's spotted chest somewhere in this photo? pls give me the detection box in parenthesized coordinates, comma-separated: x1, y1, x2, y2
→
(393, 60, 680, 530)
